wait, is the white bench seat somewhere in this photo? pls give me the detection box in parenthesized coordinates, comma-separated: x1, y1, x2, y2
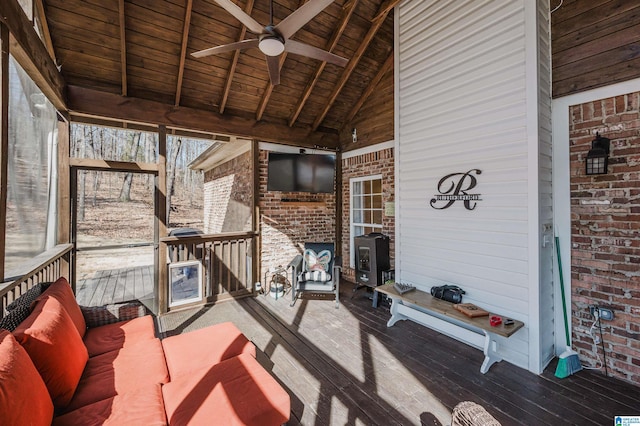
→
(375, 283, 524, 374)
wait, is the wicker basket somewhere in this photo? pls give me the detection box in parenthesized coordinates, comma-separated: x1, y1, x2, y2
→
(81, 300, 148, 328)
(451, 401, 501, 426)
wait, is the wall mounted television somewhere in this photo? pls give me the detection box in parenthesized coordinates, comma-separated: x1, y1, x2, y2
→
(267, 152, 336, 193)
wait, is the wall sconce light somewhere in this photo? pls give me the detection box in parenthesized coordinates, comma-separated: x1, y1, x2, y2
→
(586, 133, 610, 175)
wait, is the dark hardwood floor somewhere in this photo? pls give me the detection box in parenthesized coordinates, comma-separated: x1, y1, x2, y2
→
(157, 280, 640, 425)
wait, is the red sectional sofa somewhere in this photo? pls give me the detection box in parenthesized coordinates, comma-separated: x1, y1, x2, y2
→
(0, 277, 290, 425)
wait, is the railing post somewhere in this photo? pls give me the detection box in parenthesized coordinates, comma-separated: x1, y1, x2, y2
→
(251, 140, 260, 295)
(156, 125, 167, 315)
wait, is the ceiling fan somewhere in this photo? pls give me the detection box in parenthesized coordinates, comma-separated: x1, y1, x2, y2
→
(192, 0, 349, 85)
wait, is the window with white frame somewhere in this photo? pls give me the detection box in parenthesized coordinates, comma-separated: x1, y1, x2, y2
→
(350, 175, 383, 267)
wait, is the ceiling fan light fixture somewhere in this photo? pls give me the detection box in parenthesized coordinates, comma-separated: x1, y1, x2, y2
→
(259, 36, 285, 56)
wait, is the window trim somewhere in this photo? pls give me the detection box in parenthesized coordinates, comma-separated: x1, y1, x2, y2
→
(349, 174, 383, 268)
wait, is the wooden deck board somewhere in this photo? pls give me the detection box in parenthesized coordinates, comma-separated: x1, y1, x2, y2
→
(157, 281, 640, 425)
(76, 265, 153, 306)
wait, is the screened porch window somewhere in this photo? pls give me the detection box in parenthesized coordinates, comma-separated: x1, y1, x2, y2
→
(350, 175, 383, 267)
(5, 55, 58, 271)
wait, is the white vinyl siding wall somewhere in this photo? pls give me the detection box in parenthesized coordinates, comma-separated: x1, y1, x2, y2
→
(534, 1, 555, 372)
(395, 0, 552, 373)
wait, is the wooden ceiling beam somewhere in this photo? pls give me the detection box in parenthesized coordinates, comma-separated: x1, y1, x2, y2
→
(312, 0, 399, 131)
(288, 0, 359, 127)
(220, 0, 255, 114)
(0, 0, 66, 110)
(371, 0, 397, 23)
(67, 85, 339, 148)
(175, 0, 193, 107)
(343, 50, 392, 126)
(118, 0, 127, 97)
(33, 0, 56, 63)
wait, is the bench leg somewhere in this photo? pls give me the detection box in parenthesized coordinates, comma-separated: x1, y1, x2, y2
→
(480, 331, 502, 374)
(387, 297, 407, 327)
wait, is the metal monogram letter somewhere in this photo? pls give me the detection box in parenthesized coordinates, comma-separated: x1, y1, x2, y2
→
(430, 169, 482, 210)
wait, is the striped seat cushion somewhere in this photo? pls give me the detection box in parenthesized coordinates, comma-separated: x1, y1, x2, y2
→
(298, 270, 331, 282)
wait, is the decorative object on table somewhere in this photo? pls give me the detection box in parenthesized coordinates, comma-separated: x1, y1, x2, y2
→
(554, 235, 583, 378)
(489, 315, 502, 327)
(454, 303, 489, 318)
(430, 284, 465, 304)
(393, 282, 416, 295)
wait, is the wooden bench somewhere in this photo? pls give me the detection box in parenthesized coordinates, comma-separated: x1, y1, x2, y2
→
(375, 283, 524, 374)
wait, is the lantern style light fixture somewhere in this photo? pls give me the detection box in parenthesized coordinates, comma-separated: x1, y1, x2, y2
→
(585, 133, 610, 175)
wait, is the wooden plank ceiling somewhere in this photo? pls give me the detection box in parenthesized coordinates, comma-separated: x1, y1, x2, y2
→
(43, 0, 395, 148)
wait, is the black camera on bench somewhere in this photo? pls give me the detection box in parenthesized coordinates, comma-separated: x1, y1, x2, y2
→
(430, 284, 465, 304)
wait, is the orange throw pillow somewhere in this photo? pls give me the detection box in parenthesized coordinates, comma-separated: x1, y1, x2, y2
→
(13, 297, 89, 409)
(38, 277, 86, 338)
(0, 330, 54, 425)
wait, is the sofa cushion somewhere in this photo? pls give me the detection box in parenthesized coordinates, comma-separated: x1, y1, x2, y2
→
(53, 384, 166, 426)
(0, 330, 54, 426)
(13, 296, 88, 409)
(37, 277, 86, 338)
(0, 302, 32, 332)
(162, 353, 290, 426)
(5, 281, 51, 311)
(65, 338, 169, 412)
(83, 315, 156, 357)
(161, 322, 256, 379)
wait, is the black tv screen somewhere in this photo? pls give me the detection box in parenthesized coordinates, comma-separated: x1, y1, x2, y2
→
(267, 152, 336, 193)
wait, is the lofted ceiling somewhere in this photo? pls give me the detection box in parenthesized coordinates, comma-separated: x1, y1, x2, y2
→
(41, 0, 396, 148)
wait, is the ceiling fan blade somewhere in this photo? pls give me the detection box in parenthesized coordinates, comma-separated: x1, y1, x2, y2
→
(285, 39, 348, 67)
(212, 0, 264, 34)
(192, 39, 259, 58)
(275, 0, 334, 39)
(265, 55, 281, 85)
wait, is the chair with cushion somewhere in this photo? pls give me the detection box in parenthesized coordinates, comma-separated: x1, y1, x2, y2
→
(289, 242, 341, 308)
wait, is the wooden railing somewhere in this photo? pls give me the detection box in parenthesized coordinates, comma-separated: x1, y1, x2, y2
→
(161, 231, 257, 309)
(0, 244, 73, 317)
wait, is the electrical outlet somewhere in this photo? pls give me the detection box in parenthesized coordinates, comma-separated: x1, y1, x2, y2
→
(590, 305, 614, 320)
(599, 308, 614, 320)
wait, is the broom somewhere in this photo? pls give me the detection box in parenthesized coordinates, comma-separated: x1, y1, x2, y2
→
(554, 235, 583, 378)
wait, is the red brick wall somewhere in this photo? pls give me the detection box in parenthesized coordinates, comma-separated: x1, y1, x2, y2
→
(569, 91, 640, 385)
(203, 151, 253, 233)
(259, 150, 336, 286)
(341, 147, 395, 282)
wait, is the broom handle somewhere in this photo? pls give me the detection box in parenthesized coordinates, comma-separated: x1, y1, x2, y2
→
(555, 236, 571, 347)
